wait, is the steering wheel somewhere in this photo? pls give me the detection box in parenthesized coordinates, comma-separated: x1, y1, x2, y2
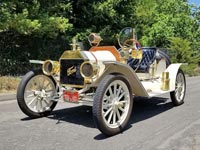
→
(121, 38, 143, 71)
(123, 38, 142, 51)
(122, 38, 143, 59)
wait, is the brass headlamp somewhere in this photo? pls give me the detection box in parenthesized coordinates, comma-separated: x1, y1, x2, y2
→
(42, 60, 60, 76)
(80, 61, 99, 78)
(88, 33, 102, 46)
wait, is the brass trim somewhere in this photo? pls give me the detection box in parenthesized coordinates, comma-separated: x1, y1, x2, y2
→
(131, 50, 143, 59)
(84, 78, 92, 84)
(60, 50, 83, 59)
(161, 72, 170, 91)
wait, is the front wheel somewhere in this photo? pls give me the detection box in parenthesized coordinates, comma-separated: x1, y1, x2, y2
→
(17, 70, 58, 118)
(93, 75, 133, 136)
(170, 69, 186, 106)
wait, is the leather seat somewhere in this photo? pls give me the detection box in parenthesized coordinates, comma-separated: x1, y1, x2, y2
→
(127, 47, 157, 72)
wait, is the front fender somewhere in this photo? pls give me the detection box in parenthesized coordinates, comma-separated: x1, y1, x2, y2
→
(94, 61, 149, 97)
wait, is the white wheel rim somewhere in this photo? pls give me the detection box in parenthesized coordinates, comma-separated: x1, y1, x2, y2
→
(24, 75, 56, 113)
(101, 80, 130, 128)
(175, 73, 185, 102)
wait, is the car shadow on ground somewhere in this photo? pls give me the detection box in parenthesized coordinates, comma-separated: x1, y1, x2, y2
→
(21, 96, 173, 139)
(130, 96, 173, 124)
(94, 97, 173, 140)
(48, 105, 95, 128)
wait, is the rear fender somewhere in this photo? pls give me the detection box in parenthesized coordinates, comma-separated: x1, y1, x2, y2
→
(165, 63, 183, 91)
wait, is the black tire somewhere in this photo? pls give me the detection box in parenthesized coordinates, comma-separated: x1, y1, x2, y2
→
(17, 70, 57, 118)
(93, 75, 133, 136)
(170, 69, 186, 106)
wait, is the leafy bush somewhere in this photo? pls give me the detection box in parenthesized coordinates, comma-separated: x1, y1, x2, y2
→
(168, 37, 200, 76)
(181, 64, 200, 77)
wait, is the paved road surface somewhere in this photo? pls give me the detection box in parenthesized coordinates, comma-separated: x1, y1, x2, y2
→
(0, 77, 200, 150)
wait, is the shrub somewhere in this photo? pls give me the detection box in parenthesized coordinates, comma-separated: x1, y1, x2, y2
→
(181, 64, 200, 77)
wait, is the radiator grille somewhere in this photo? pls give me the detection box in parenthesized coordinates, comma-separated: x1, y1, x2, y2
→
(60, 59, 84, 86)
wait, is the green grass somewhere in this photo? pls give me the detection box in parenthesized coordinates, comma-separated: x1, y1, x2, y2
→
(0, 76, 21, 93)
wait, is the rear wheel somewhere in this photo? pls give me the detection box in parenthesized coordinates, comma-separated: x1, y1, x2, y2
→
(93, 75, 133, 136)
(170, 69, 186, 106)
(17, 70, 58, 118)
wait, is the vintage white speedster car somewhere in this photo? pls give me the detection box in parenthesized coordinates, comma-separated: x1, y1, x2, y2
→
(17, 27, 186, 136)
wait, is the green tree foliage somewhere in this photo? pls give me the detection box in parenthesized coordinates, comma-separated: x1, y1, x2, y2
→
(0, 1, 73, 37)
(168, 37, 200, 63)
(0, 0, 73, 75)
(168, 37, 200, 76)
(191, 5, 200, 52)
(135, 0, 198, 47)
(71, 0, 137, 46)
(0, 0, 200, 75)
